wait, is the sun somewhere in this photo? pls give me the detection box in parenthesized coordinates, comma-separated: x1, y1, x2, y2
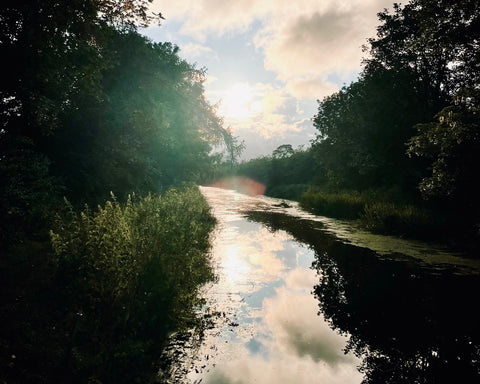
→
(221, 83, 260, 120)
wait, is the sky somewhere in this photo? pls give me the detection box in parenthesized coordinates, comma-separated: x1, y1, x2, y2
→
(141, 0, 396, 160)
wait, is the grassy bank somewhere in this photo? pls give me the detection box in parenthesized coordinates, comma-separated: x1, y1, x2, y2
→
(299, 188, 448, 240)
(299, 189, 368, 219)
(1, 186, 216, 384)
(265, 184, 311, 201)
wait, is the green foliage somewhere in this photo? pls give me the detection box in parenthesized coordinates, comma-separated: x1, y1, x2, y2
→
(48, 186, 215, 383)
(300, 190, 369, 219)
(300, 188, 446, 239)
(1, 0, 230, 235)
(310, 0, 480, 194)
(46, 32, 227, 204)
(360, 202, 444, 238)
(272, 144, 294, 159)
(1, 0, 157, 141)
(304, 0, 480, 240)
(1, 186, 216, 383)
(312, 66, 436, 191)
(1, 1, 231, 382)
(232, 147, 319, 199)
(222, 129, 246, 168)
(407, 89, 480, 209)
(1, 2, 230, 379)
(266, 184, 311, 201)
(0, 137, 61, 247)
(366, 0, 480, 96)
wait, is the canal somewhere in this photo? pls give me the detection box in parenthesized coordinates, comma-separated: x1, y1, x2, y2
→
(160, 186, 480, 383)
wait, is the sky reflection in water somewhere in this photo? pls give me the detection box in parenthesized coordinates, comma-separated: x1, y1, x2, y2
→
(170, 186, 480, 383)
(186, 187, 362, 384)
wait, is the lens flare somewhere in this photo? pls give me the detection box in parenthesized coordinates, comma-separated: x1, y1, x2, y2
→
(210, 176, 266, 196)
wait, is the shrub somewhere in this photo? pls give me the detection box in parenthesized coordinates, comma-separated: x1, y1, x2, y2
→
(49, 186, 216, 383)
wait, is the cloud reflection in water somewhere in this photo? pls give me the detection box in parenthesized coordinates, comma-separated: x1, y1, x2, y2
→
(202, 268, 361, 384)
(189, 188, 361, 383)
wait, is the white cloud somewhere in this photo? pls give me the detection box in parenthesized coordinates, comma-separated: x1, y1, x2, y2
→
(180, 42, 218, 60)
(286, 76, 339, 100)
(207, 82, 300, 140)
(150, 0, 269, 41)
(200, 268, 362, 384)
(151, 0, 394, 99)
(209, 82, 316, 159)
(263, 284, 353, 365)
(254, 2, 395, 100)
(147, 0, 395, 156)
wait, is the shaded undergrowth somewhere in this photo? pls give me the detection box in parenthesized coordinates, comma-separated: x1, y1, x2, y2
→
(299, 188, 448, 240)
(265, 184, 311, 201)
(1, 186, 216, 384)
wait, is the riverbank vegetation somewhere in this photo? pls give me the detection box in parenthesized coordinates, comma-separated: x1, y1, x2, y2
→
(232, 0, 480, 245)
(0, 1, 228, 382)
(2, 186, 215, 383)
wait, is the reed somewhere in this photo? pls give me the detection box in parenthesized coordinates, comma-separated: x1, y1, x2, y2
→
(300, 188, 444, 238)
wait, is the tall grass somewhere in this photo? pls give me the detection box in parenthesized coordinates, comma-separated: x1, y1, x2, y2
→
(47, 185, 216, 383)
(360, 202, 443, 238)
(266, 184, 310, 201)
(300, 188, 445, 239)
(300, 189, 369, 219)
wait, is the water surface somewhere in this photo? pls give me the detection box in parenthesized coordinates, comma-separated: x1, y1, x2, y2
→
(161, 186, 480, 383)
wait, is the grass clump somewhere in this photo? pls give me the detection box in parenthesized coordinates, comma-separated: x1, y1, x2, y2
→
(299, 188, 445, 239)
(266, 184, 310, 201)
(360, 202, 444, 239)
(300, 189, 369, 219)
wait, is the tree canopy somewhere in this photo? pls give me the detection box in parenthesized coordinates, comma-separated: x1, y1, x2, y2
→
(1, 2, 232, 382)
(0, 0, 233, 246)
(311, 0, 479, 202)
(407, 88, 480, 217)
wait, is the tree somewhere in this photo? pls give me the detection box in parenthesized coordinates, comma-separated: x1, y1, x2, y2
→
(1, 3, 230, 381)
(312, 67, 432, 191)
(311, 0, 480, 195)
(49, 33, 226, 202)
(365, 0, 480, 110)
(0, 0, 164, 243)
(223, 128, 245, 168)
(407, 88, 480, 220)
(0, 0, 161, 138)
(1, 0, 227, 211)
(272, 144, 294, 159)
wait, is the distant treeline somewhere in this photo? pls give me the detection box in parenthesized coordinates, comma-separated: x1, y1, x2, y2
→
(233, 0, 480, 243)
(0, 1, 230, 382)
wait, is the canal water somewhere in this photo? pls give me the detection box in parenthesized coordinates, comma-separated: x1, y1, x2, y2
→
(160, 186, 480, 383)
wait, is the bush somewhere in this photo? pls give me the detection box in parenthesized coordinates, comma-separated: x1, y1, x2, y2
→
(44, 186, 216, 383)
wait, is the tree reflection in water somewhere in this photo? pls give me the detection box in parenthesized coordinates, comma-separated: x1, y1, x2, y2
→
(246, 210, 480, 384)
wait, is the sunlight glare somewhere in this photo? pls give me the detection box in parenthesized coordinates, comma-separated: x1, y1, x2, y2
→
(221, 83, 257, 120)
(222, 244, 250, 285)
